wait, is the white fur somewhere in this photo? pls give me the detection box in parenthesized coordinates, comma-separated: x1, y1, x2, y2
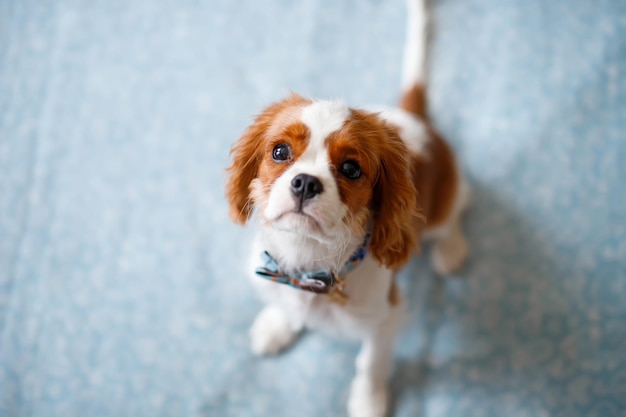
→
(349, 304, 403, 417)
(250, 304, 300, 355)
(248, 236, 406, 417)
(377, 107, 430, 154)
(402, 0, 429, 90)
(301, 100, 350, 143)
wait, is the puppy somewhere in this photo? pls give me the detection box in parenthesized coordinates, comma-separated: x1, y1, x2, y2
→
(225, 1, 468, 416)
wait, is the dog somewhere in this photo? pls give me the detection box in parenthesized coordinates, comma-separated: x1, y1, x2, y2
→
(225, 1, 468, 416)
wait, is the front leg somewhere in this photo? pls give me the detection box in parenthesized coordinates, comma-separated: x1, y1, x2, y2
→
(348, 305, 404, 417)
(249, 304, 302, 355)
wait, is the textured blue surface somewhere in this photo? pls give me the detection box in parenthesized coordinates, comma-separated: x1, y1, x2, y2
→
(1, 0, 626, 416)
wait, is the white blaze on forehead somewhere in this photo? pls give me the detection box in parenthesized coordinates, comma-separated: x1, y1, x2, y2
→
(300, 100, 350, 158)
(262, 99, 350, 237)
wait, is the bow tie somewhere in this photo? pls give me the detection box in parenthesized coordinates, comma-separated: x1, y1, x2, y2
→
(254, 238, 369, 304)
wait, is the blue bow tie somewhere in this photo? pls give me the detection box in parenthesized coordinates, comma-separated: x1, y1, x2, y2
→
(254, 238, 369, 295)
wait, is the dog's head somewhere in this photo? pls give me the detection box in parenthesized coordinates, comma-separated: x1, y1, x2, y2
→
(226, 93, 420, 268)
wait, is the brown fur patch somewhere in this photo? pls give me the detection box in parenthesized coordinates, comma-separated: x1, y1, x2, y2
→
(399, 83, 459, 232)
(325, 116, 382, 235)
(387, 279, 400, 306)
(400, 84, 428, 121)
(322, 109, 422, 267)
(225, 93, 311, 224)
(256, 121, 311, 196)
(337, 110, 421, 269)
(420, 130, 458, 229)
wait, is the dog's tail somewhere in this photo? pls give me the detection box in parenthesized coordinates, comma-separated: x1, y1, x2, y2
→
(400, 0, 430, 121)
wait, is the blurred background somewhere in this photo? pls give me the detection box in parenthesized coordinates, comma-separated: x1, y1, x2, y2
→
(1, 0, 625, 416)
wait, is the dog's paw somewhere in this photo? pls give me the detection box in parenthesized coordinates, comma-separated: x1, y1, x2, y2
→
(348, 376, 388, 417)
(431, 228, 468, 275)
(249, 305, 298, 356)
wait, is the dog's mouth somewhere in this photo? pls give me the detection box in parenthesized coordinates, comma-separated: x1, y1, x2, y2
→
(272, 210, 325, 236)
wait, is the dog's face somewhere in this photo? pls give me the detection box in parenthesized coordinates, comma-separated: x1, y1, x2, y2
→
(226, 94, 419, 268)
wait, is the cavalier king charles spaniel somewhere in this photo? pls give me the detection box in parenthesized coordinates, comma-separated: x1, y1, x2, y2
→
(225, 1, 468, 416)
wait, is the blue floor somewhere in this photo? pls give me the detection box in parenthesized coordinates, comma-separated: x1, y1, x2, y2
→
(1, 0, 626, 416)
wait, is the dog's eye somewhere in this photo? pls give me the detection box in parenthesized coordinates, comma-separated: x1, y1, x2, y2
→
(272, 143, 291, 162)
(340, 160, 362, 180)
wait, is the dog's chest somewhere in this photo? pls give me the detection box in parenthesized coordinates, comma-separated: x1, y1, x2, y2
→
(249, 249, 394, 339)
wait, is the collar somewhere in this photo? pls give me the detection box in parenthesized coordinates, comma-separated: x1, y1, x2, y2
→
(255, 235, 369, 305)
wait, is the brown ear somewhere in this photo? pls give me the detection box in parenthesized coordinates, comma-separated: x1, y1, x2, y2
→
(369, 130, 421, 268)
(225, 120, 265, 224)
(226, 93, 310, 224)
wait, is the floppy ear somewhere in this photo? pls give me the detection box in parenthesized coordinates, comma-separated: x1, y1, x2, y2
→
(225, 120, 266, 224)
(369, 131, 422, 268)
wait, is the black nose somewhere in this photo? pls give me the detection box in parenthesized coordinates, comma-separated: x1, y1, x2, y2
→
(291, 174, 323, 202)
